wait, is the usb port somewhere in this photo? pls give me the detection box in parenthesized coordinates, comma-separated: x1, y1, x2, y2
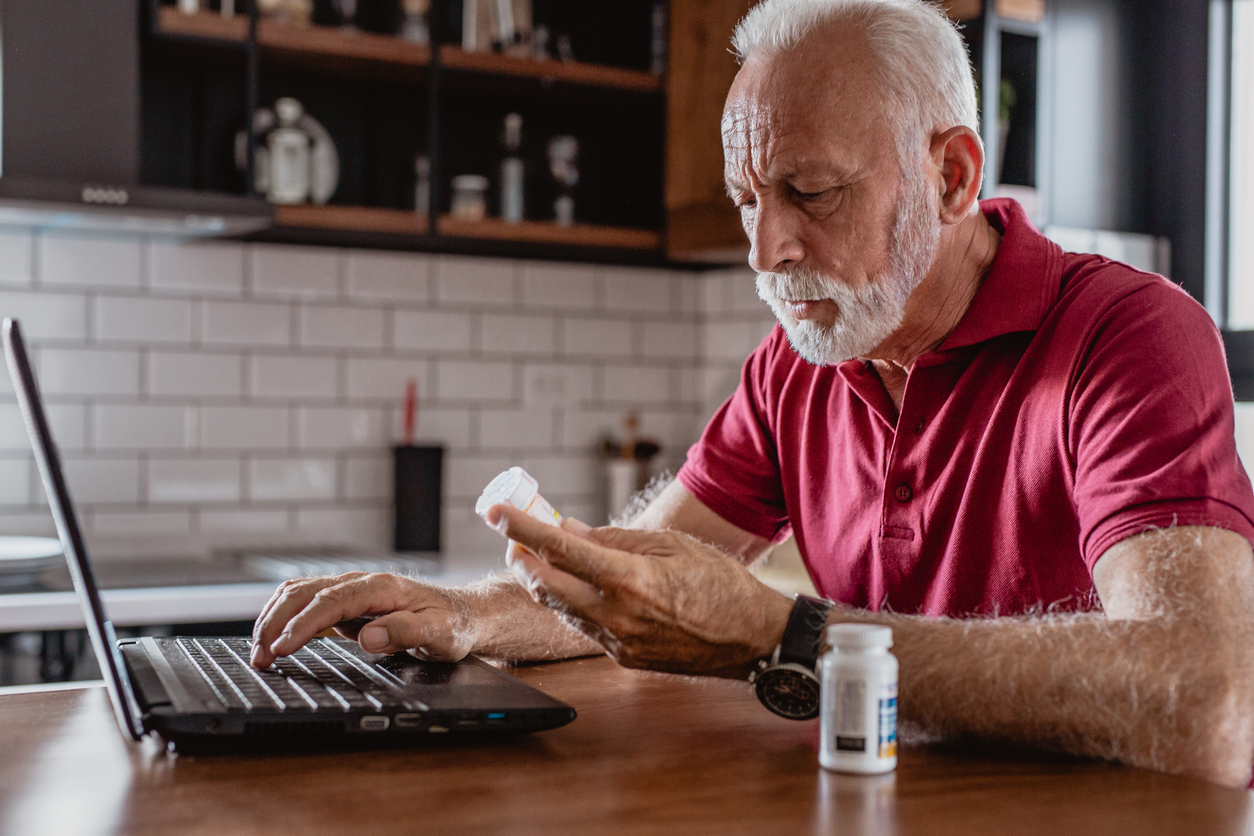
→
(359, 715, 390, 732)
(394, 713, 424, 729)
(487, 713, 506, 720)
(428, 725, 448, 733)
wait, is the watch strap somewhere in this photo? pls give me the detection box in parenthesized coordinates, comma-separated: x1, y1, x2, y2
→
(778, 594, 834, 669)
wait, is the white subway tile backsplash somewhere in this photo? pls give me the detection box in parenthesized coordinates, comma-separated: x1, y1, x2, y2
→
(639, 321, 698, 360)
(46, 404, 88, 451)
(478, 407, 554, 450)
(522, 363, 594, 406)
(293, 506, 390, 548)
(0, 510, 57, 537)
(0, 405, 28, 450)
(200, 406, 290, 449)
(520, 262, 597, 310)
(0, 290, 88, 340)
(518, 455, 600, 500)
(435, 360, 515, 403)
(40, 348, 140, 396)
(250, 457, 337, 501)
(0, 231, 34, 286)
(447, 455, 515, 500)
(62, 458, 141, 505)
(198, 508, 290, 533)
(388, 406, 474, 448)
(345, 357, 429, 400)
(299, 305, 385, 350)
(443, 503, 506, 559)
(96, 296, 194, 344)
(0, 458, 30, 505)
(726, 267, 766, 313)
(250, 354, 338, 399)
(201, 300, 292, 346)
(149, 241, 246, 295)
(251, 244, 340, 299)
(94, 405, 193, 450)
(435, 256, 516, 307)
(392, 309, 474, 353)
(601, 365, 673, 405)
(148, 459, 242, 503)
(601, 267, 676, 314)
(298, 406, 386, 449)
(344, 454, 390, 500)
(480, 314, 557, 357)
(40, 234, 142, 289)
(0, 403, 82, 452)
(346, 251, 430, 302)
(92, 510, 193, 536)
(562, 317, 632, 357)
(149, 352, 243, 398)
(0, 234, 750, 549)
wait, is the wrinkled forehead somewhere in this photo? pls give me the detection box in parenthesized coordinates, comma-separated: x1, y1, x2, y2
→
(721, 32, 894, 177)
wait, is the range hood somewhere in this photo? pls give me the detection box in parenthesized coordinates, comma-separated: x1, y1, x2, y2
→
(0, 0, 271, 237)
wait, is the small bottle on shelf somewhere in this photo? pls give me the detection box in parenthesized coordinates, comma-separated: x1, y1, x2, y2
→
(413, 154, 431, 215)
(268, 98, 312, 205)
(500, 113, 525, 224)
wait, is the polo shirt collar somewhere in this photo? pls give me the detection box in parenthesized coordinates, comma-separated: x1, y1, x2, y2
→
(935, 198, 1063, 353)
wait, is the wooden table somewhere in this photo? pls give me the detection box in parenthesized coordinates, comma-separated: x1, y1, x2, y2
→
(0, 656, 1248, 835)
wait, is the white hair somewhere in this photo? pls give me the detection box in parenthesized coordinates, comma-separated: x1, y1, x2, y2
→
(731, 0, 979, 164)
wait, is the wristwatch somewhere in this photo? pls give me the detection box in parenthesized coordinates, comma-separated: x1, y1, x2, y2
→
(750, 594, 835, 720)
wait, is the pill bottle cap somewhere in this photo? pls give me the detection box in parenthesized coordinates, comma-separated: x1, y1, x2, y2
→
(475, 466, 539, 517)
(826, 624, 893, 650)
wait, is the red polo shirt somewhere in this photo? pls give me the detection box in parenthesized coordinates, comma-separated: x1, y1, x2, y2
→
(678, 199, 1254, 616)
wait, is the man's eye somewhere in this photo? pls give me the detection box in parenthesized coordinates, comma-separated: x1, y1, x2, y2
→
(735, 197, 757, 210)
(794, 187, 831, 201)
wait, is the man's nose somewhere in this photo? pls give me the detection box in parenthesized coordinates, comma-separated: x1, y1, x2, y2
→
(747, 202, 804, 274)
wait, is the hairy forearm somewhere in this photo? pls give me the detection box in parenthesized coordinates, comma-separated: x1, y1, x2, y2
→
(460, 573, 604, 662)
(837, 608, 1254, 786)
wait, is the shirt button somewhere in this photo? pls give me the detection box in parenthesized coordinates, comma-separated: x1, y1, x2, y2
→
(894, 484, 913, 503)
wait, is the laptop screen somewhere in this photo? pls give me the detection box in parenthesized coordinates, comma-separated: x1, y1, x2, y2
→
(3, 318, 144, 740)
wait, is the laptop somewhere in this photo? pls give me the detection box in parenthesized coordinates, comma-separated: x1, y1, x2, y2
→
(2, 317, 575, 751)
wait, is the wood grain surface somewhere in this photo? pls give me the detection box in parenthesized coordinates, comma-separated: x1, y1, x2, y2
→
(0, 655, 1248, 835)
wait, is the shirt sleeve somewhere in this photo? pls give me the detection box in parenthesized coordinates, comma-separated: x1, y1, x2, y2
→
(1069, 278, 1254, 570)
(677, 329, 792, 542)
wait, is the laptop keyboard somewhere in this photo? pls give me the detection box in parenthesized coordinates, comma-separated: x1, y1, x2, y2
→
(176, 637, 427, 713)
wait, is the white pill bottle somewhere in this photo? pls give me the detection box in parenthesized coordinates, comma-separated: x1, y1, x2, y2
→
(819, 624, 898, 774)
(475, 466, 562, 528)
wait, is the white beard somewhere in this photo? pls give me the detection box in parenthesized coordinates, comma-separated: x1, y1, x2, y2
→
(756, 169, 942, 366)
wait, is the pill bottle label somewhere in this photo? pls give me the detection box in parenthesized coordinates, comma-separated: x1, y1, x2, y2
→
(834, 677, 867, 751)
(877, 682, 898, 759)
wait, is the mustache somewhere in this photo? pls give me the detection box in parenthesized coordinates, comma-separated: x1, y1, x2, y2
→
(755, 268, 839, 303)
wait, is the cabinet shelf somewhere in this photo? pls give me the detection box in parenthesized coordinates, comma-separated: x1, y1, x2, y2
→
(438, 46, 662, 93)
(154, 8, 660, 92)
(274, 204, 660, 251)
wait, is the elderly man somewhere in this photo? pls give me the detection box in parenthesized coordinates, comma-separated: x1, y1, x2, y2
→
(251, 0, 1254, 786)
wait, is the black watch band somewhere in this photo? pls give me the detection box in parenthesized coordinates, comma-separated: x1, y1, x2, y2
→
(778, 594, 834, 669)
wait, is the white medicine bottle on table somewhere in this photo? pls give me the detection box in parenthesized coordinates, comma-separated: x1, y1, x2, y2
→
(820, 624, 898, 774)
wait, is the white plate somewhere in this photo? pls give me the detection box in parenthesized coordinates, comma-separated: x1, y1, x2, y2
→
(0, 536, 64, 579)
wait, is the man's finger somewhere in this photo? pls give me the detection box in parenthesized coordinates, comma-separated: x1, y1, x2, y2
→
(489, 504, 636, 590)
(580, 524, 685, 556)
(355, 610, 468, 662)
(251, 578, 342, 667)
(508, 541, 608, 622)
(267, 575, 401, 660)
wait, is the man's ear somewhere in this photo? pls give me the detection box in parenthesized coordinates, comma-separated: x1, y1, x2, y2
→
(929, 125, 984, 224)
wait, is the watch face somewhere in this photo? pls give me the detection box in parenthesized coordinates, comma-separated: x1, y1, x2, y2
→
(755, 666, 821, 720)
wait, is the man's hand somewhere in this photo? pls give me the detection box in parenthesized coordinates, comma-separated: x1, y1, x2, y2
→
(250, 572, 475, 668)
(485, 504, 795, 676)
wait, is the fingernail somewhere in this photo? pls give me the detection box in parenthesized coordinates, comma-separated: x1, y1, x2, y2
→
(269, 633, 288, 654)
(360, 623, 388, 652)
(249, 645, 262, 665)
(563, 517, 592, 534)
